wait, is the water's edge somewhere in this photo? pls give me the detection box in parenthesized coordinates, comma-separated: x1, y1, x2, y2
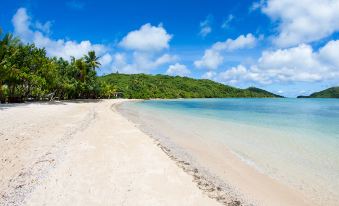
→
(114, 101, 248, 206)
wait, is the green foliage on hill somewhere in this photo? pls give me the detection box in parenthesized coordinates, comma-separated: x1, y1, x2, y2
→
(100, 73, 282, 99)
(297, 87, 339, 98)
(247, 87, 283, 98)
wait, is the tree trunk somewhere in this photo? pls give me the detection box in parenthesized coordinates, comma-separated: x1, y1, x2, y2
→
(0, 81, 4, 103)
(8, 84, 20, 103)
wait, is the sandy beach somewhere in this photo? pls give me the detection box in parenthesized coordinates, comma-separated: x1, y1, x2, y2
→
(0, 99, 220, 206)
(118, 101, 314, 206)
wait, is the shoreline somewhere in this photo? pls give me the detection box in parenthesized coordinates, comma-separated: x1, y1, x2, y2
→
(115, 102, 246, 205)
(0, 99, 220, 206)
(117, 101, 313, 206)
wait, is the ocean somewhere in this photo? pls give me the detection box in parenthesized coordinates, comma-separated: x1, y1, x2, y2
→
(119, 98, 339, 205)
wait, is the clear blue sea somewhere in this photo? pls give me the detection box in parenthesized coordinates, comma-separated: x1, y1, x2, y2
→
(120, 98, 339, 205)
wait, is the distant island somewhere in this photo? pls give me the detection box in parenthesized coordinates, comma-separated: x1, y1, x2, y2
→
(297, 87, 339, 98)
(100, 73, 282, 99)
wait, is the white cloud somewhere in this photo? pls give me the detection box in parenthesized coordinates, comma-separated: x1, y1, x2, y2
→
(12, 8, 108, 60)
(12, 8, 32, 38)
(212, 33, 257, 51)
(113, 23, 176, 74)
(219, 41, 339, 84)
(119, 23, 172, 52)
(194, 49, 224, 70)
(318, 40, 339, 67)
(261, 0, 339, 47)
(202, 71, 217, 80)
(35, 21, 52, 34)
(99, 53, 113, 67)
(194, 34, 257, 70)
(166, 63, 190, 76)
(115, 23, 176, 73)
(111, 52, 177, 74)
(199, 15, 213, 37)
(219, 65, 249, 84)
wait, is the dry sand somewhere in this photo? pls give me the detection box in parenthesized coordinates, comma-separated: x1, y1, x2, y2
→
(0, 99, 220, 206)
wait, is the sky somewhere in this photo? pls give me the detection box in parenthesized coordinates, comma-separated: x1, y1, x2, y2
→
(1, 0, 339, 97)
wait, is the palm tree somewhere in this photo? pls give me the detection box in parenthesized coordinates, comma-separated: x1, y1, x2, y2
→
(0, 31, 20, 103)
(75, 58, 88, 82)
(84, 50, 101, 71)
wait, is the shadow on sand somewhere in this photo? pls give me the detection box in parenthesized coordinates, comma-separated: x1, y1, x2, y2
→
(0, 99, 104, 111)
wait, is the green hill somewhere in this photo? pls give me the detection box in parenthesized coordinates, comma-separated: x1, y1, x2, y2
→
(100, 73, 282, 99)
(247, 87, 283, 98)
(297, 87, 339, 98)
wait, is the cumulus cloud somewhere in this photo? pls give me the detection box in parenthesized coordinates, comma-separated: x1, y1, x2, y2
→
(111, 52, 177, 74)
(212, 33, 257, 51)
(260, 0, 339, 47)
(99, 53, 113, 67)
(12, 8, 108, 60)
(194, 49, 224, 70)
(119, 23, 172, 52)
(114, 23, 176, 73)
(166, 63, 190, 76)
(318, 40, 339, 67)
(199, 15, 213, 37)
(219, 41, 339, 84)
(35, 21, 52, 34)
(202, 71, 217, 80)
(194, 34, 257, 70)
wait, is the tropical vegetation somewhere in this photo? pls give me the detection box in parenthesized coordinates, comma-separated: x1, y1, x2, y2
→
(100, 73, 282, 99)
(0, 28, 115, 103)
(1, 28, 281, 103)
(297, 87, 339, 98)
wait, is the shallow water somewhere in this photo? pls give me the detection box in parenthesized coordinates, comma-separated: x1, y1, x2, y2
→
(120, 98, 339, 205)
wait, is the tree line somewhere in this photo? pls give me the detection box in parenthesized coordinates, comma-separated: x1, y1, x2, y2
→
(101, 73, 281, 99)
(0, 28, 115, 103)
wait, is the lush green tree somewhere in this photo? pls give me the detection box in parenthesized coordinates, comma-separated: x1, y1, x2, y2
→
(84, 50, 101, 71)
(0, 28, 109, 103)
(0, 31, 20, 102)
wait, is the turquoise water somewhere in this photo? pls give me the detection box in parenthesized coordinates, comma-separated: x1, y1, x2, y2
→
(121, 98, 339, 205)
(136, 98, 339, 136)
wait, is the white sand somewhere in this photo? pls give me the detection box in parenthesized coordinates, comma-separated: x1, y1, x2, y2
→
(0, 100, 219, 206)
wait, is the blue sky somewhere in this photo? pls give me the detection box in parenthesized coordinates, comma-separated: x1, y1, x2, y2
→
(1, 0, 339, 97)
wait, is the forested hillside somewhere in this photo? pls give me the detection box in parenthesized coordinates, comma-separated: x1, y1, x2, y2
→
(297, 87, 339, 98)
(100, 73, 282, 99)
